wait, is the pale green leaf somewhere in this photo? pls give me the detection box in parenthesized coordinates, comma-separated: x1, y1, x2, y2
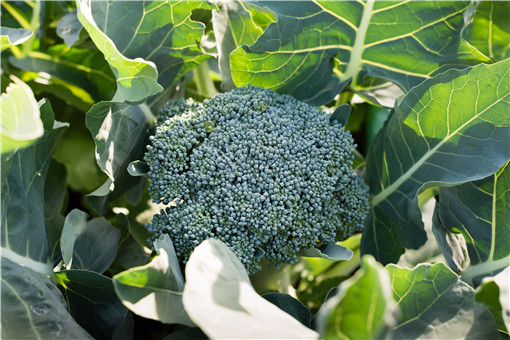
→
(361, 60, 510, 264)
(182, 239, 319, 339)
(475, 266, 510, 332)
(112, 235, 193, 326)
(76, 0, 163, 103)
(60, 209, 88, 269)
(0, 75, 43, 153)
(0, 27, 32, 51)
(315, 255, 397, 340)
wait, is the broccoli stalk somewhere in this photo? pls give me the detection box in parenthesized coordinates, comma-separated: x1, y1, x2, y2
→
(144, 86, 369, 273)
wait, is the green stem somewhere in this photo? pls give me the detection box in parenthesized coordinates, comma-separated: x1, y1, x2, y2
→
(20, 0, 41, 58)
(193, 62, 218, 98)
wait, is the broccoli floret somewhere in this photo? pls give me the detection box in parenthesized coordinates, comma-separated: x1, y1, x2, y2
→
(145, 86, 369, 272)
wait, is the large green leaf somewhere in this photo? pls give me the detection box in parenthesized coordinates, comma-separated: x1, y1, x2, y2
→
(463, 1, 510, 62)
(112, 235, 193, 326)
(1, 98, 67, 272)
(386, 263, 498, 339)
(262, 292, 312, 327)
(44, 159, 67, 263)
(0, 75, 44, 154)
(475, 267, 510, 333)
(361, 60, 510, 264)
(433, 161, 509, 284)
(0, 27, 33, 51)
(56, 269, 128, 340)
(315, 255, 397, 340)
(77, 0, 211, 106)
(72, 217, 121, 274)
(76, 0, 162, 103)
(182, 239, 319, 339)
(230, 1, 489, 105)
(1, 258, 93, 339)
(9, 45, 116, 102)
(85, 101, 152, 214)
(212, 1, 273, 90)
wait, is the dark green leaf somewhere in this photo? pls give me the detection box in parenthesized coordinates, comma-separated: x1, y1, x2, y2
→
(231, 1, 489, 105)
(387, 262, 498, 339)
(330, 104, 351, 126)
(56, 269, 128, 340)
(1, 98, 67, 271)
(262, 292, 311, 327)
(127, 161, 149, 178)
(44, 159, 67, 263)
(73, 217, 121, 274)
(163, 327, 207, 340)
(463, 1, 510, 61)
(434, 161, 510, 284)
(113, 235, 193, 326)
(361, 60, 510, 264)
(182, 239, 319, 339)
(1, 258, 93, 339)
(85, 102, 152, 214)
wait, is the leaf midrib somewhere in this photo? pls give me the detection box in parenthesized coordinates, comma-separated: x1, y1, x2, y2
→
(372, 89, 509, 206)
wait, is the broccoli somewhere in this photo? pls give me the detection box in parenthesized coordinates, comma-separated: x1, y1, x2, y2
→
(145, 86, 369, 272)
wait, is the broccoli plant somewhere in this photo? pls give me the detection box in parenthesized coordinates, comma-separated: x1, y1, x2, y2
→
(144, 86, 369, 272)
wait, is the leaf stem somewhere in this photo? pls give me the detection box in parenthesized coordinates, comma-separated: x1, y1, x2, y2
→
(20, 0, 41, 58)
(461, 257, 510, 284)
(1, 247, 54, 276)
(193, 61, 218, 98)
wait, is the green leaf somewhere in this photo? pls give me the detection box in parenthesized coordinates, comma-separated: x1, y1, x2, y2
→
(315, 255, 397, 340)
(85, 102, 152, 214)
(231, 1, 489, 105)
(77, 0, 212, 105)
(386, 262, 498, 339)
(0, 75, 44, 153)
(60, 209, 88, 269)
(433, 161, 510, 284)
(475, 267, 510, 333)
(1, 98, 67, 274)
(330, 104, 351, 126)
(56, 9, 83, 48)
(112, 235, 193, 327)
(76, 0, 162, 103)
(212, 1, 271, 91)
(73, 217, 121, 274)
(0, 27, 32, 51)
(298, 241, 353, 261)
(182, 239, 319, 339)
(361, 60, 510, 264)
(463, 1, 510, 61)
(56, 269, 128, 340)
(9, 45, 116, 102)
(44, 159, 67, 263)
(1, 258, 93, 339)
(262, 292, 311, 327)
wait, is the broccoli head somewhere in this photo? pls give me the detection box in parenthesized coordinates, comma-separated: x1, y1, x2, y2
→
(145, 86, 369, 272)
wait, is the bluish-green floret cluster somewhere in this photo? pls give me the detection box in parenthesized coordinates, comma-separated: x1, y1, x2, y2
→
(145, 86, 369, 272)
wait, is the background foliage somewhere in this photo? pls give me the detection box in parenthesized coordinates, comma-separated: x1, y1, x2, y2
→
(1, 1, 509, 339)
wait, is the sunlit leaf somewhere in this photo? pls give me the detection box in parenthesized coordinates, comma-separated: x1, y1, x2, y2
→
(0, 27, 32, 51)
(182, 239, 319, 339)
(361, 60, 510, 264)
